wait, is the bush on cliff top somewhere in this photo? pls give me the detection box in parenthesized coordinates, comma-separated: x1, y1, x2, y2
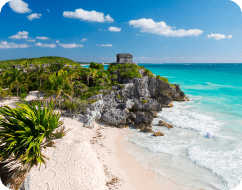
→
(156, 75, 175, 88)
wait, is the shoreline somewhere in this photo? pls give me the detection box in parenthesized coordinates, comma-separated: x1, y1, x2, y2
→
(1, 92, 196, 189)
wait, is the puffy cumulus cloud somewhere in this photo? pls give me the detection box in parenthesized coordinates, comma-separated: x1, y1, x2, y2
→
(0, 41, 29, 48)
(25, 38, 35, 42)
(35, 42, 56, 48)
(36, 36, 49, 40)
(58, 43, 83, 48)
(129, 18, 203, 37)
(100, 44, 112, 47)
(9, 31, 29, 39)
(81, 38, 88, 42)
(9, 0, 31, 14)
(108, 27, 121, 32)
(27, 13, 42, 21)
(207, 33, 232, 40)
(63, 8, 114, 22)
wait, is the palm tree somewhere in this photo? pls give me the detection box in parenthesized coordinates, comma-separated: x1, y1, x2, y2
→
(90, 68, 98, 86)
(31, 63, 50, 98)
(0, 100, 67, 189)
(45, 69, 69, 102)
(20, 60, 31, 93)
(80, 68, 91, 86)
(5, 67, 25, 98)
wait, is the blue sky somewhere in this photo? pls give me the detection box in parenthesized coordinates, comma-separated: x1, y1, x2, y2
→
(0, 0, 242, 63)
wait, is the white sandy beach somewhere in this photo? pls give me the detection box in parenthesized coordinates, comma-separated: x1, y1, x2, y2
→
(1, 91, 196, 190)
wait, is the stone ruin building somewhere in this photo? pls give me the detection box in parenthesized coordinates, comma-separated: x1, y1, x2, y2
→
(113, 53, 137, 65)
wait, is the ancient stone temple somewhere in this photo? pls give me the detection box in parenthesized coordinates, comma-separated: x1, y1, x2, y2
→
(114, 53, 137, 65)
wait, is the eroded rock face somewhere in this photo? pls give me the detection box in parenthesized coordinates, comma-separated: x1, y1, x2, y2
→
(82, 68, 188, 132)
(101, 108, 128, 126)
(132, 98, 162, 112)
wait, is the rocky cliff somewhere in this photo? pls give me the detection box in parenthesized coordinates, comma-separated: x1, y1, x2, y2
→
(82, 65, 189, 132)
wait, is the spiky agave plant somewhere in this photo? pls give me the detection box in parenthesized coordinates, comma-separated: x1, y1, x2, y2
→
(0, 100, 66, 190)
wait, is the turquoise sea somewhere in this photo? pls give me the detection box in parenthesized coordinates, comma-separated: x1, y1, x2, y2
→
(87, 64, 242, 190)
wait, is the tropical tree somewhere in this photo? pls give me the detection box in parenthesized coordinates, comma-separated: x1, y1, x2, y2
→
(0, 100, 67, 189)
(43, 69, 69, 102)
(79, 68, 91, 86)
(4, 67, 25, 98)
(89, 68, 98, 86)
(31, 63, 50, 98)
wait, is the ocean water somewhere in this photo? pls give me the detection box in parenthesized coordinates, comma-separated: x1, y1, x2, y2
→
(86, 63, 242, 189)
(122, 64, 242, 190)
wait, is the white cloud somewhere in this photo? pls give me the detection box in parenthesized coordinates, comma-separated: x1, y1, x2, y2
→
(108, 26, 121, 32)
(9, 31, 29, 39)
(56, 40, 59, 43)
(129, 18, 203, 37)
(63, 8, 114, 22)
(58, 43, 83, 48)
(26, 39, 35, 42)
(35, 42, 56, 48)
(36, 36, 49, 40)
(81, 38, 88, 42)
(207, 33, 232, 40)
(27, 13, 42, 21)
(47, 9, 50, 12)
(8, 0, 31, 14)
(100, 44, 112, 47)
(0, 41, 29, 48)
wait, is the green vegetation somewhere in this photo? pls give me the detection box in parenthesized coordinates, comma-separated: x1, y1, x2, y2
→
(119, 85, 125, 89)
(90, 62, 104, 70)
(0, 56, 180, 188)
(156, 75, 175, 88)
(0, 56, 79, 69)
(141, 99, 148, 103)
(0, 100, 66, 189)
(107, 63, 152, 79)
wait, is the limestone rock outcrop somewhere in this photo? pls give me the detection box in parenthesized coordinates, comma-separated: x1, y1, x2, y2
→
(82, 65, 188, 132)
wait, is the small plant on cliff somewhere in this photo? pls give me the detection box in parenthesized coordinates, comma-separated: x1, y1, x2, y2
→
(119, 85, 125, 89)
(141, 99, 148, 103)
(117, 93, 124, 99)
(156, 75, 175, 88)
(149, 74, 154, 78)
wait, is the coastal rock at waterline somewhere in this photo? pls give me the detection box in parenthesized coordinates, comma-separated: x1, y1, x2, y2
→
(135, 122, 153, 132)
(158, 120, 173, 129)
(101, 108, 128, 125)
(152, 131, 164, 136)
(133, 111, 154, 132)
(132, 98, 162, 112)
(134, 111, 153, 124)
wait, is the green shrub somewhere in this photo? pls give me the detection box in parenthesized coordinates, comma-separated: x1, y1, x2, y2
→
(0, 100, 66, 189)
(156, 75, 175, 88)
(90, 62, 104, 70)
(121, 68, 141, 78)
(119, 85, 125, 89)
(117, 93, 124, 99)
(19, 92, 28, 99)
